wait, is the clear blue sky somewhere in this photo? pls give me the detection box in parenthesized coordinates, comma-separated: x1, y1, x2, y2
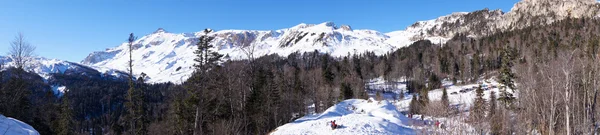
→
(0, 0, 520, 62)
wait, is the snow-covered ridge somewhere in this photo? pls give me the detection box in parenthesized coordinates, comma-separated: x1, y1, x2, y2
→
(82, 0, 600, 84)
(0, 115, 39, 135)
(82, 22, 399, 84)
(270, 98, 415, 135)
(0, 56, 109, 80)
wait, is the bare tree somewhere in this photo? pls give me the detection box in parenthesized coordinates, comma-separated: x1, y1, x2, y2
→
(9, 33, 35, 70)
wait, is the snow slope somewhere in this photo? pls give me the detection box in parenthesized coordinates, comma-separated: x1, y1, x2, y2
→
(81, 21, 454, 83)
(82, 22, 401, 83)
(365, 77, 505, 111)
(367, 77, 507, 110)
(270, 98, 415, 135)
(0, 115, 39, 135)
(82, 0, 600, 84)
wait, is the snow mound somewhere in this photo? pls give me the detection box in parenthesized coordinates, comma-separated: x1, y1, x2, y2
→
(0, 115, 39, 135)
(270, 98, 415, 135)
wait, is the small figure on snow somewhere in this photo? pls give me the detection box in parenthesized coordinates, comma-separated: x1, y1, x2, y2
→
(330, 120, 338, 129)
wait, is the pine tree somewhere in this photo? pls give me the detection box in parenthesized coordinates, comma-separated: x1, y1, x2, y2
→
(472, 50, 481, 78)
(470, 86, 486, 121)
(498, 46, 516, 107)
(57, 95, 73, 135)
(409, 94, 420, 114)
(187, 28, 223, 135)
(488, 91, 497, 119)
(418, 88, 429, 110)
(124, 33, 147, 135)
(398, 89, 404, 100)
(342, 83, 353, 100)
(441, 87, 449, 111)
(193, 29, 223, 72)
(489, 91, 502, 134)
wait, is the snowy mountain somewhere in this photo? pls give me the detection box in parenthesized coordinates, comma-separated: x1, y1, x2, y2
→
(82, 0, 600, 84)
(0, 56, 128, 95)
(82, 22, 400, 83)
(0, 56, 123, 80)
(269, 98, 415, 135)
(0, 115, 39, 135)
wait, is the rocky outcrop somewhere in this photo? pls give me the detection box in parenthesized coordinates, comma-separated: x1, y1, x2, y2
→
(396, 0, 600, 41)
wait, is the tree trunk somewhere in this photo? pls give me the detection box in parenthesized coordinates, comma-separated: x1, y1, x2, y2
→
(194, 106, 202, 135)
(564, 69, 571, 135)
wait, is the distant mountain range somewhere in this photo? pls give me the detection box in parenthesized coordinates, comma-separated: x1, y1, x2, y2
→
(4, 0, 599, 84)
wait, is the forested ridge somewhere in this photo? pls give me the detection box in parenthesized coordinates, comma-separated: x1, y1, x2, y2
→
(2, 17, 600, 134)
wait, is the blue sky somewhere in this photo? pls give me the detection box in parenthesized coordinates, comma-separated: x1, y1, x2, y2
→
(0, 0, 520, 62)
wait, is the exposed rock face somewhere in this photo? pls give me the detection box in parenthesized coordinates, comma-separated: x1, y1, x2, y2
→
(153, 28, 166, 33)
(340, 25, 352, 31)
(397, 0, 600, 40)
(500, 0, 600, 30)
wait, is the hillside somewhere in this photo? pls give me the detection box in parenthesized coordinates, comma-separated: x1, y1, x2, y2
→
(270, 99, 415, 135)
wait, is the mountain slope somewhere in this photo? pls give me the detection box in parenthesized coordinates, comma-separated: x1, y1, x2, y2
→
(82, 22, 399, 83)
(82, 0, 600, 84)
(269, 99, 415, 135)
(0, 56, 120, 80)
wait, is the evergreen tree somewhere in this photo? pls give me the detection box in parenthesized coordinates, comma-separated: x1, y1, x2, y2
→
(488, 91, 497, 119)
(498, 46, 516, 106)
(187, 28, 223, 135)
(441, 87, 449, 110)
(472, 50, 481, 79)
(321, 54, 335, 85)
(398, 89, 404, 100)
(418, 88, 429, 110)
(193, 29, 223, 72)
(409, 94, 420, 114)
(124, 33, 147, 135)
(470, 86, 486, 121)
(57, 95, 73, 135)
(489, 91, 501, 134)
(342, 83, 353, 100)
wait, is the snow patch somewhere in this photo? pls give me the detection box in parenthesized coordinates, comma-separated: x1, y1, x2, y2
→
(0, 115, 39, 135)
(270, 98, 415, 135)
(51, 85, 67, 97)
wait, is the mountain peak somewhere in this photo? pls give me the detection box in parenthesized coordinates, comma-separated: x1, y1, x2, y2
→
(153, 28, 166, 34)
(340, 24, 352, 31)
(319, 21, 336, 27)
